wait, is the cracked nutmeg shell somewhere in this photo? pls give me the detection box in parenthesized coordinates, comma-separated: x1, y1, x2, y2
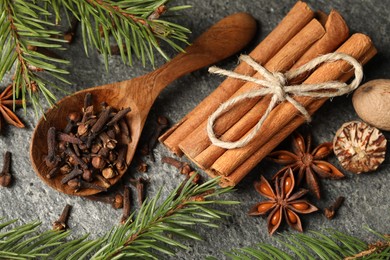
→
(333, 121, 387, 174)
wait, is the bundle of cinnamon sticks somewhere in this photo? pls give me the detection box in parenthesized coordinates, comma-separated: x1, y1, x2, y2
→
(159, 1, 376, 187)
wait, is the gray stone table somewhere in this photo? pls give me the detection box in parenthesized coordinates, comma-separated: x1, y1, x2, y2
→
(0, 0, 389, 259)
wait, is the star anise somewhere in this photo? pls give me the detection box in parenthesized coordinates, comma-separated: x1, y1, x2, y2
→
(268, 132, 344, 199)
(249, 168, 318, 235)
(0, 85, 24, 132)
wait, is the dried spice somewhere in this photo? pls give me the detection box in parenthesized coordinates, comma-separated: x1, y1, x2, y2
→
(249, 169, 318, 235)
(52, 204, 72, 231)
(268, 133, 344, 199)
(142, 116, 169, 161)
(44, 93, 131, 192)
(121, 185, 131, 224)
(0, 151, 12, 187)
(161, 156, 201, 184)
(324, 196, 345, 220)
(333, 121, 387, 174)
(0, 85, 24, 132)
(85, 192, 124, 209)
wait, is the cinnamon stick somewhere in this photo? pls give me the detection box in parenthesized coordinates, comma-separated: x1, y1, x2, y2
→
(219, 43, 377, 187)
(178, 19, 325, 160)
(210, 33, 376, 179)
(192, 10, 349, 170)
(159, 1, 315, 156)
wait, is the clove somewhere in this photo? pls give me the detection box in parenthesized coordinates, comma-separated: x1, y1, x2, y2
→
(95, 174, 112, 189)
(91, 106, 112, 134)
(161, 156, 192, 175)
(86, 192, 124, 209)
(61, 166, 83, 184)
(114, 145, 127, 171)
(67, 178, 107, 192)
(64, 112, 81, 133)
(324, 196, 345, 220)
(65, 147, 88, 169)
(137, 160, 148, 173)
(147, 116, 169, 161)
(46, 165, 60, 179)
(102, 167, 116, 179)
(52, 204, 72, 231)
(45, 127, 61, 168)
(0, 151, 12, 187)
(59, 164, 72, 175)
(107, 107, 131, 126)
(130, 178, 146, 207)
(72, 143, 81, 157)
(121, 185, 132, 224)
(91, 155, 107, 170)
(80, 105, 95, 126)
(188, 171, 201, 184)
(99, 132, 117, 149)
(57, 132, 83, 145)
(64, 18, 79, 44)
(82, 169, 93, 182)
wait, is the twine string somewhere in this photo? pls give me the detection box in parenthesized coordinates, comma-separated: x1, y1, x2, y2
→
(207, 53, 363, 149)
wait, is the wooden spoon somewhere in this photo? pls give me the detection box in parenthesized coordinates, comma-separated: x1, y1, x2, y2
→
(30, 13, 257, 196)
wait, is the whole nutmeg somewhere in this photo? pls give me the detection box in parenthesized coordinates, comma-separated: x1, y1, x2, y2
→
(333, 121, 387, 174)
(352, 79, 390, 131)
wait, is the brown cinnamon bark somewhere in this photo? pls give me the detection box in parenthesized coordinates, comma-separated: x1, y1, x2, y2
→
(210, 33, 376, 182)
(219, 46, 377, 187)
(178, 19, 325, 160)
(159, 1, 314, 156)
(192, 10, 349, 170)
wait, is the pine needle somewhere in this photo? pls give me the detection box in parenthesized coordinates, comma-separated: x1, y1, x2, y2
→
(0, 0, 190, 115)
(0, 175, 236, 259)
(224, 228, 390, 260)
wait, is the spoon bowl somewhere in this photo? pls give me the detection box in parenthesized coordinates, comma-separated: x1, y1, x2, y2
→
(30, 13, 257, 196)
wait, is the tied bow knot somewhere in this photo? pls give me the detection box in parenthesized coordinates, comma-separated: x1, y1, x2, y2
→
(268, 72, 287, 101)
(207, 53, 363, 150)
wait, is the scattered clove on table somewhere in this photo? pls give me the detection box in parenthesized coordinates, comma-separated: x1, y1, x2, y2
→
(0, 151, 12, 187)
(130, 178, 147, 207)
(64, 17, 79, 44)
(162, 156, 192, 175)
(161, 156, 201, 184)
(137, 159, 148, 173)
(52, 204, 72, 231)
(324, 196, 345, 220)
(120, 185, 132, 224)
(142, 116, 169, 161)
(85, 192, 124, 209)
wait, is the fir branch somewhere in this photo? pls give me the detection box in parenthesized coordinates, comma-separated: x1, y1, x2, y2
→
(1, 0, 69, 114)
(224, 228, 390, 260)
(0, 0, 190, 116)
(0, 176, 237, 259)
(56, 0, 191, 67)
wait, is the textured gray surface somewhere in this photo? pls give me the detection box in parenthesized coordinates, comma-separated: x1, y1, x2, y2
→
(1, 0, 390, 259)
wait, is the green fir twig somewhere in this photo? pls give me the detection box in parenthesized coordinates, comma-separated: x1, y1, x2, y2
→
(0, 0, 191, 116)
(0, 175, 237, 259)
(225, 228, 390, 260)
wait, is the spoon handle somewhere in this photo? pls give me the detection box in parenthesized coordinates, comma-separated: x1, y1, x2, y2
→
(152, 12, 256, 95)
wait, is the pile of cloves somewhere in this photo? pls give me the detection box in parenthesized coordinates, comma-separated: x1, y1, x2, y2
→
(44, 93, 131, 192)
